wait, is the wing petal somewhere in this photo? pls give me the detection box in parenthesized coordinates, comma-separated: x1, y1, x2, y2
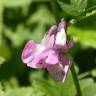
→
(47, 55, 72, 82)
(21, 40, 37, 64)
(21, 40, 44, 69)
(67, 38, 74, 49)
(45, 50, 58, 64)
(41, 25, 57, 48)
(47, 64, 65, 82)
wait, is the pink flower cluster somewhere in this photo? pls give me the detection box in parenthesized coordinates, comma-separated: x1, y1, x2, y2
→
(21, 20, 73, 82)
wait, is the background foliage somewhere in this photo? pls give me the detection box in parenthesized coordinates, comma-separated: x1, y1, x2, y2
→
(0, 0, 96, 96)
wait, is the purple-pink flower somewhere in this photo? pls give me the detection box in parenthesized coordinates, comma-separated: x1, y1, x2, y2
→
(21, 20, 73, 82)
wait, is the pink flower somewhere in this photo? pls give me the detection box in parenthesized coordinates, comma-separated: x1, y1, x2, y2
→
(21, 20, 73, 82)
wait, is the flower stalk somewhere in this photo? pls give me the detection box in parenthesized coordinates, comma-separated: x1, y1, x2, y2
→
(71, 65, 82, 96)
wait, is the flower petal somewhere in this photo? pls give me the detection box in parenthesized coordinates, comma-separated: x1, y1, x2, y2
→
(41, 25, 57, 48)
(60, 55, 72, 82)
(58, 20, 67, 32)
(47, 55, 72, 82)
(55, 20, 67, 46)
(55, 28, 66, 46)
(47, 25, 57, 35)
(49, 35, 55, 47)
(27, 49, 58, 69)
(21, 40, 37, 64)
(21, 40, 45, 69)
(47, 64, 65, 82)
(45, 50, 58, 64)
(67, 38, 74, 48)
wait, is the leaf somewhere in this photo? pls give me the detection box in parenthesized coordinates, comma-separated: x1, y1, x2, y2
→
(0, 45, 11, 60)
(71, 0, 87, 11)
(58, 0, 87, 17)
(68, 13, 96, 53)
(1, 77, 19, 90)
(26, 5, 55, 25)
(80, 79, 96, 96)
(87, 0, 96, 8)
(31, 0, 49, 2)
(0, 56, 5, 65)
(0, 90, 4, 96)
(82, 84, 96, 96)
(4, 25, 31, 47)
(79, 78, 94, 90)
(73, 14, 96, 30)
(29, 23, 45, 43)
(29, 70, 44, 83)
(78, 71, 90, 79)
(68, 26, 96, 48)
(79, 78, 96, 96)
(5, 87, 33, 96)
(74, 64, 79, 74)
(3, 0, 32, 7)
(0, 83, 5, 96)
(3, 0, 49, 8)
(91, 69, 96, 77)
(9, 77, 19, 88)
(29, 71, 76, 96)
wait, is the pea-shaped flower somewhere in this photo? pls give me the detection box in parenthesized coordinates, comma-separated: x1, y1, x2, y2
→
(21, 20, 73, 82)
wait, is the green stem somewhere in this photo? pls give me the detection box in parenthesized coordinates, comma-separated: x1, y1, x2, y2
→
(71, 64, 82, 96)
(69, 10, 96, 25)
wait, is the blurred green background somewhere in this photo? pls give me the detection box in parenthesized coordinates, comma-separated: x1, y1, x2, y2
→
(0, 0, 96, 96)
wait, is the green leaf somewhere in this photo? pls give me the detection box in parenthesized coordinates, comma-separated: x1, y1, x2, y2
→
(29, 70, 44, 83)
(1, 77, 19, 90)
(0, 90, 4, 96)
(29, 23, 45, 43)
(3, 0, 49, 8)
(79, 78, 96, 96)
(3, 0, 32, 7)
(0, 83, 5, 96)
(27, 5, 55, 25)
(80, 78, 96, 96)
(5, 87, 33, 96)
(91, 69, 96, 77)
(71, 0, 87, 11)
(78, 71, 90, 79)
(0, 45, 11, 60)
(58, 0, 87, 17)
(29, 71, 76, 96)
(4, 25, 31, 47)
(31, 0, 49, 2)
(4, 6, 55, 48)
(0, 56, 5, 65)
(9, 77, 19, 88)
(68, 26, 96, 48)
(79, 78, 94, 90)
(82, 84, 96, 96)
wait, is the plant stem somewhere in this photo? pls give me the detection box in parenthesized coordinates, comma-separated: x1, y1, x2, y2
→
(71, 64, 82, 96)
(69, 10, 96, 25)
